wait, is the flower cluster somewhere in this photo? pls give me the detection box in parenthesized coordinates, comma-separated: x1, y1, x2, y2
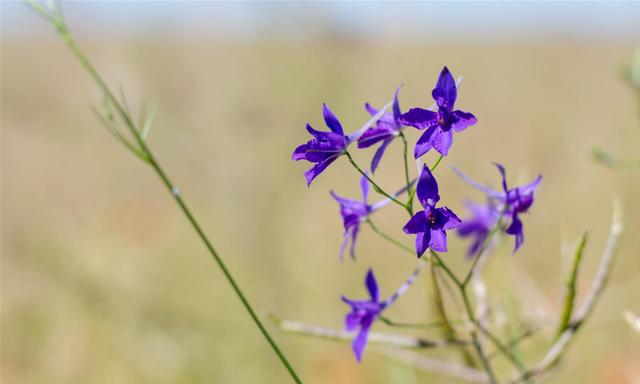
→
(293, 66, 541, 362)
(454, 163, 542, 254)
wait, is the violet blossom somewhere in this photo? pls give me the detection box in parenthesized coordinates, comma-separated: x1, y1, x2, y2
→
(342, 265, 423, 361)
(357, 86, 403, 173)
(331, 176, 372, 260)
(453, 163, 542, 253)
(331, 176, 402, 260)
(292, 104, 349, 186)
(403, 164, 461, 257)
(457, 200, 500, 258)
(400, 66, 477, 158)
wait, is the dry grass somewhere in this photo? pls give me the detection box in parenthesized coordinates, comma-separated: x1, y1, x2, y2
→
(2, 34, 639, 383)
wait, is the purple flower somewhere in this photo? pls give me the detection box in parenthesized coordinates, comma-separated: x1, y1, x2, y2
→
(342, 265, 423, 361)
(400, 66, 477, 158)
(457, 201, 500, 258)
(292, 104, 349, 186)
(331, 176, 372, 260)
(341, 269, 385, 362)
(453, 163, 542, 253)
(403, 165, 461, 257)
(357, 86, 403, 173)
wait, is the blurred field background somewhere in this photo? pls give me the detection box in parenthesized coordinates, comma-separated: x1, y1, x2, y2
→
(2, 2, 640, 383)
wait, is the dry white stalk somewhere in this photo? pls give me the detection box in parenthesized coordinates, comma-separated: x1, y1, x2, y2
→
(507, 199, 623, 383)
(624, 310, 640, 333)
(276, 318, 468, 349)
(381, 348, 490, 383)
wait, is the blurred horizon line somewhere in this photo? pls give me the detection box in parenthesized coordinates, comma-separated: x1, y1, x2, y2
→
(3, 1, 640, 43)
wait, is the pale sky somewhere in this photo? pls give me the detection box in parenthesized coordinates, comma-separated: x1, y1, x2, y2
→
(3, 1, 640, 42)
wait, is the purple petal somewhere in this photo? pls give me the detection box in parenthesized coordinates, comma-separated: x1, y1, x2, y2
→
(322, 103, 343, 134)
(416, 164, 440, 207)
(338, 231, 350, 261)
(432, 129, 453, 156)
(403, 211, 427, 234)
(304, 156, 338, 186)
(330, 190, 351, 206)
(440, 207, 462, 230)
(392, 85, 402, 121)
(344, 310, 361, 331)
(360, 175, 370, 203)
(452, 110, 477, 132)
(341, 295, 357, 307)
(292, 143, 309, 161)
(415, 230, 431, 257)
(519, 175, 542, 196)
(365, 269, 379, 302)
(357, 127, 394, 148)
(432, 66, 457, 110)
(494, 163, 508, 193)
(371, 139, 393, 173)
(414, 126, 438, 158)
(457, 220, 485, 236)
(399, 108, 438, 130)
(352, 327, 370, 362)
(349, 226, 360, 259)
(429, 229, 448, 252)
(466, 236, 486, 259)
(506, 213, 524, 253)
(305, 123, 325, 139)
(451, 167, 502, 197)
(364, 102, 378, 116)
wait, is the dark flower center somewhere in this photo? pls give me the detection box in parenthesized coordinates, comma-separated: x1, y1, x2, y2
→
(437, 108, 453, 131)
(428, 211, 436, 225)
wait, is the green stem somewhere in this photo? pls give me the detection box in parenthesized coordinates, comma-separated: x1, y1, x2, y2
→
(461, 288, 529, 382)
(345, 151, 409, 213)
(28, 5, 302, 382)
(434, 251, 530, 381)
(430, 155, 444, 172)
(431, 251, 462, 286)
(379, 316, 464, 330)
(477, 323, 529, 379)
(470, 331, 497, 384)
(399, 131, 414, 215)
(430, 259, 478, 368)
(366, 219, 414, 255)
(556, 231, 588, 338)
(462, 214, 505, 287)
(487, 328, 539, 360)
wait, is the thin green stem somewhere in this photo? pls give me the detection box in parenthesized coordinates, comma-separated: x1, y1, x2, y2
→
(430, 259, 479, 368)
(458, 289, 497, 382)
(487, 328, 539, 360)
(345, 151, 409, 212)
(430, 154, 444, 172)
(430, 251, 462, 286)
(399, 131, 414, 215)
(477, 324, 529, 379)
(462, 214, 505, 287)
(379, 316, 465, 330)
(470, 331, 497, 384)
(28, 4, 302, 382)
(433, 249, 530, 381)
(366, 219, 414, 255)
(461, 287, 529, 382)
(556, 231, 588, 338)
